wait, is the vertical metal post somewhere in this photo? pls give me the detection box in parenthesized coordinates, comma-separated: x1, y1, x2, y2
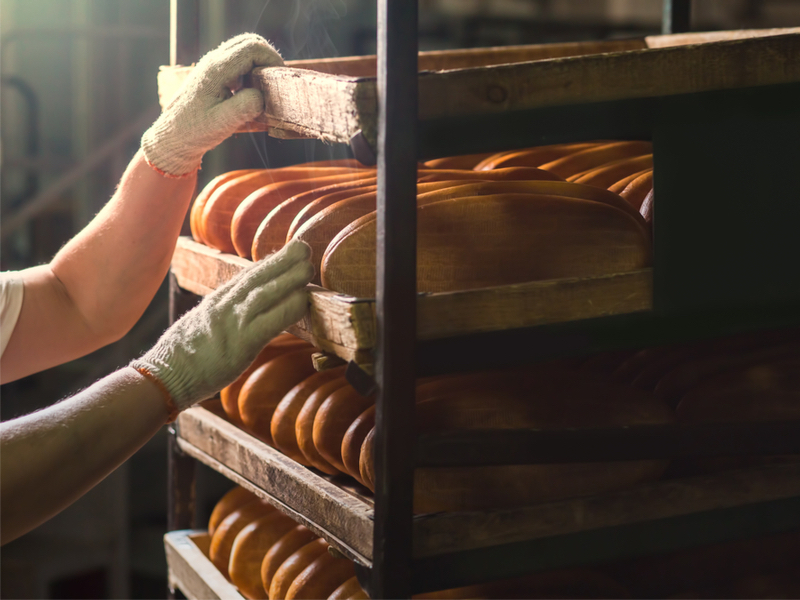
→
(170, 0, 200, 66)
(373, 1, 419, 598)
(662, 0, 691, 34)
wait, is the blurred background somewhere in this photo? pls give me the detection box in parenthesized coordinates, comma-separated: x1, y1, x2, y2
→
(2, 0, 799, 597)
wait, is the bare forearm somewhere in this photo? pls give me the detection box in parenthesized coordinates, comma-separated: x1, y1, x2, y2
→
(52, 150, 196, 335)
(0, 368, 169, 545)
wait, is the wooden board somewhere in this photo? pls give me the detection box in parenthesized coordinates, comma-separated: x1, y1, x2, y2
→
(175, 406, 800, 564)
(171, 237, 652, 366)
(164, 530, 245, 600)
(157, 28, 800, 149)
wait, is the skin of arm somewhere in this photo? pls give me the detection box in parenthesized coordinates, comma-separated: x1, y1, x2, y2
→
(0, 367, 170, 545)
(0, 150, 196, 383)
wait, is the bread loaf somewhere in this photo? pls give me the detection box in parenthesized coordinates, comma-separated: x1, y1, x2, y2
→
(296, 378, 350, 474)
(191, 169, 257, 244)
(229, 511, 298, 599)
(261, 525, 319, 595)
(570, 154, 653, 188)
(208, 486, 259, 536)
(608, 168, 651, 194)
(321, 194, 652, 297)
(327, 576, 368, 599)
(423, 153, 495, 170)
(341, 406, 375, 484)
(285, 551, 356, 600)
(418, 166, 563, 183)
(619, 170, 654, 211)
(200, 167, 361, 254)
(220, 334, 311, 426)
(251, 179, 378, 261)
(268, 538, 329, 600)
(473, 142, 602, 171)
(271, 366, 348, 464)
(313, 387, 376, 473)
(231, 172, 376, 258)
(538, 141, 652, 179)
(209, 500, 273, 579)
(238, 348, 318, 444)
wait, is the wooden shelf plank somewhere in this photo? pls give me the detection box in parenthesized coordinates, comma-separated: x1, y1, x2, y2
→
(157, 29, 800, 149)
(171, 237, 652, 366)
(164, 530, 245, 600)
(176, 406, 374, 565)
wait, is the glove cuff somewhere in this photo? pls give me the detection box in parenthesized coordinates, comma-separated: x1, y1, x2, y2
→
(141, 122, 204, 178)
(132, 365, 181, 423)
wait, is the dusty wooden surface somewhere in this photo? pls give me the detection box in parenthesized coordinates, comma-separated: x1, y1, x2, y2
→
(171, 237, 652, 366)
(176, 405, 375, 564)
(164, 530, 245, 600)
(158, 29, 800, 148)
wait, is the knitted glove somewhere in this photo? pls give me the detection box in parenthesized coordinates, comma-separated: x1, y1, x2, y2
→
(142, 33, 283, 177)
(131, 241, 313, 414)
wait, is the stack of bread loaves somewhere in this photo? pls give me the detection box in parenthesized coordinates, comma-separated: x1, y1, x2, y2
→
(190, 141, 655, 296)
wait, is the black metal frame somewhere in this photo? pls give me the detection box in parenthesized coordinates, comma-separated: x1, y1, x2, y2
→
(166, 1, 800, 598)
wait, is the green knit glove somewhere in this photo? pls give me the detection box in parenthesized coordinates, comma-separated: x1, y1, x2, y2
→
(142, 33, 283, 177)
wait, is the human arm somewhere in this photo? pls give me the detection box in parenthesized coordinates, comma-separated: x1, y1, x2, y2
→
(1, 33, 283, 383)
(1, 241, 313, 544)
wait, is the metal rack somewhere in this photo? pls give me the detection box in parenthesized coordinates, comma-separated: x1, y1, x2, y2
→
(166, 1, 800, 598)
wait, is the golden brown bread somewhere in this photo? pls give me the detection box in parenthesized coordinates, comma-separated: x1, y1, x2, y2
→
(220, 334, 311, 426)
(341, 406, 375, 484)
(208, 486, 259, 537)
(570, 154, 653, 188)
(423, 152, 495, 170)
(209, 500, 273, 579)
(321, 194, 652, 297)
(473, 142, 602, 171)
(200, 167, 362, 254)
(296, 378, 351, 474)
(231, 172, 376, 258)
(191, 169, 257, 244)
(313, 387, 376, 473)
(327, 576, 368, 599)
(271, 366, 348, 464)
(261, 525, 320, 596)
(229, 511, 298, 599)
(286, 185, 377, 243)
(268, 538, 329, 600)
(251, 179, 378, 261)
(418, 166, 563, 183)
(285, 551, 356, 600)
(238, 348, 318, 444)
(538, 141, 653, 179)
(619, 170, 654, 211)
(607, 168, 651, 194)
(359, 428, 376, 490)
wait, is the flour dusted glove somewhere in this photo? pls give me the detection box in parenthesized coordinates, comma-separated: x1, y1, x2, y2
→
(131, 241, 313, 414)
(142, 33, 283, 177)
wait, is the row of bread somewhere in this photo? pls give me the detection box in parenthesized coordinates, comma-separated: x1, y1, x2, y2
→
(218, 327, 799, 514)
(205, 485, 800, 600)
(189, 141, 654, 297)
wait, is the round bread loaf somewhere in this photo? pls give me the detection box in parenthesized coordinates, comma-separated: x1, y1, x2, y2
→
(209, 500, 273, 579)
(341, 406, 375, 484)
(268, 538, 329, 600)
(208, 486, 259, 536)
(313, 387, 375, 473)
(538, 141, 652, 179)
(271, 366, 348, 464)
(285, 551, 356, 600)
(238, 348, 318, 444)
(229, 511, 298, 599)
(327, 575, 368, 599)
(261, 525, 319, 595)
(473, 142, 601, 171)
(191, 169, 257, 244)
(296, 378, 350, 474)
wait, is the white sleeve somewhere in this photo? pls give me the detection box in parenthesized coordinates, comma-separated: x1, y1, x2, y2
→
(1, 272, 25, 359)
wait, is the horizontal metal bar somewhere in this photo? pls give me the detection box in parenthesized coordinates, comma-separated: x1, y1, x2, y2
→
(416, 420, 800, 467)
(415, 302, 800, 377)
(411, 496, 800, 593)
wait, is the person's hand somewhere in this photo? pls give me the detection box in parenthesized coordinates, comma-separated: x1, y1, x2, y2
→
(142, 33, 283, 177)
(131, 241, 313, 411)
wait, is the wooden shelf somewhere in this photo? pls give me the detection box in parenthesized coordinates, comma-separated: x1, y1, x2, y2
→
(157, 28, 800, 156)
(171, 237, 652, 367)
(176, 404, 800, 589)
(164, 530, 244, 600)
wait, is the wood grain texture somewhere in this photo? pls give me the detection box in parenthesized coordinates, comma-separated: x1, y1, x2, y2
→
(158, 30, 800, 150)
(176, 405, 374, 564)
(171, 238, 653, 366)
(164, 530, 245, 600)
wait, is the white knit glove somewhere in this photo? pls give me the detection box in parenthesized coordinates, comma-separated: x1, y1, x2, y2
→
(131, 241, 313, 413)
(142, 33, 283, 177)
